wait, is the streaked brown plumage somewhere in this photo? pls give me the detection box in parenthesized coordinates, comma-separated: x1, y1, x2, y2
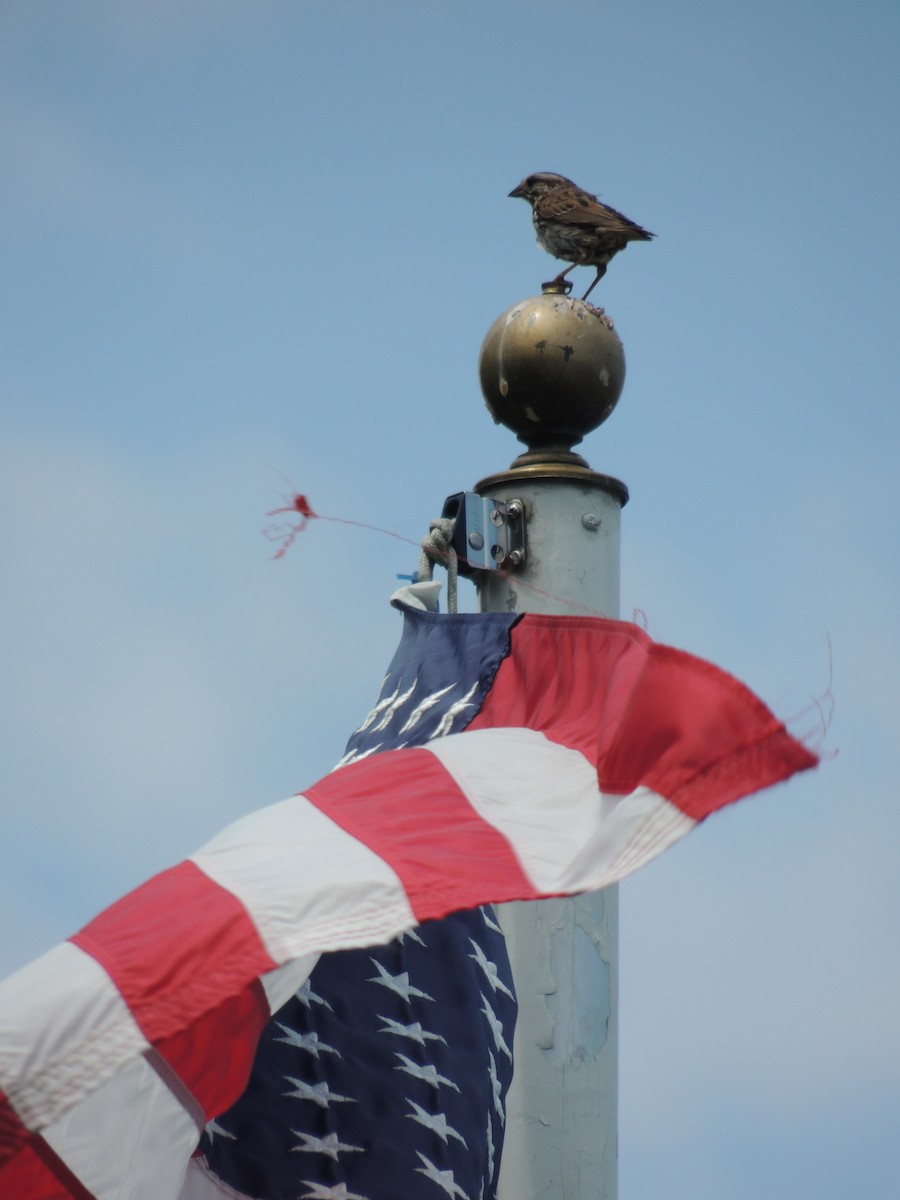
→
(509, 172, 654, 300)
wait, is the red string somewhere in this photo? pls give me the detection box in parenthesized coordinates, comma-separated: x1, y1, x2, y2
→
(264, 489, 618, 621)
(783, 632, 837, 759)
(264, 493, 423, 561)
(265, 494, 318, 560)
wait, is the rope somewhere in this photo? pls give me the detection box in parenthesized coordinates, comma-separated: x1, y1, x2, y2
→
(419, 518, 458, 613)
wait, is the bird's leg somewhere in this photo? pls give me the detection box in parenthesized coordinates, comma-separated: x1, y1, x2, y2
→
(581, 264, 606, 302)
(551, 263, 575, 284)
(542, 264, 575, 295)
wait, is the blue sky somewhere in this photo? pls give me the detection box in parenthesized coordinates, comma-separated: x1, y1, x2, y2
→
(1, 3, 898, 1197)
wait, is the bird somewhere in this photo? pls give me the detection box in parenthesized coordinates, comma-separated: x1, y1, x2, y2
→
(508, 172, 654, 300)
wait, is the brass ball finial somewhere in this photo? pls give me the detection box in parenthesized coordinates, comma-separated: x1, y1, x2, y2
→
(478, 288, 626, 473)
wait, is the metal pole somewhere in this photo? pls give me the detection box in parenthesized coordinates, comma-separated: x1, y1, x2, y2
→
(473, 289, 628, 1200)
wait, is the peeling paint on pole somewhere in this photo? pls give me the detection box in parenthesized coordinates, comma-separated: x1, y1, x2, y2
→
(477, 475, 622, 1200)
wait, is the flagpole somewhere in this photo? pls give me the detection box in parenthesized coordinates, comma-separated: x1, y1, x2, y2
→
(473, 284, 628, 1200)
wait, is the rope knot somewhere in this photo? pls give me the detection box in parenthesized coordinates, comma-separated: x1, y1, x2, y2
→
(419, 518, 458, 612)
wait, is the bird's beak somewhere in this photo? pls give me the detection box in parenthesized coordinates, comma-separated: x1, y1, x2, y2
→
(508, 184, 525, 199)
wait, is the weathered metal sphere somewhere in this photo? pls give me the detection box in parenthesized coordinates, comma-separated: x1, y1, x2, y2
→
(478, 291, 625, 450)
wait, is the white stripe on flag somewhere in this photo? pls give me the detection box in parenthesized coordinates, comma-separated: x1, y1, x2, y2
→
(425, 728, 695, 892)
(42, 1050, 203, 1200)
(191, 793, 417, 963)
(0, 941, 149, 1131)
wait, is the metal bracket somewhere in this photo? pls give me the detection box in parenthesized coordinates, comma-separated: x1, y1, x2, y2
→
(442, 491, 527, 575)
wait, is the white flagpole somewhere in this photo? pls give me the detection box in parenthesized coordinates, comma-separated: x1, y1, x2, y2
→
(474, 285, 628, 1200)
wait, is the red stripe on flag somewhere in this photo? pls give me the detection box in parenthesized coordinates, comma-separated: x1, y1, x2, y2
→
(0, 1120, 93, 1200)
(601, 642, 818, 819)
(471, 616, 817, 820)
(0, 1088, 25, 1164)
(153, 977, 271, 1121)
(304, 748, 537, 921)
(71, 861, 275, 1118)
(467, 614, 646, 762)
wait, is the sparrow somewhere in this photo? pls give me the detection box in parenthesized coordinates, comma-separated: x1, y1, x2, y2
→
(509, 172, 654, 300)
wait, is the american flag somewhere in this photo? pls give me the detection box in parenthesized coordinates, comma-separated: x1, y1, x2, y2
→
(0, 594, 817, 1200)
(191, 603, 521, 1200)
